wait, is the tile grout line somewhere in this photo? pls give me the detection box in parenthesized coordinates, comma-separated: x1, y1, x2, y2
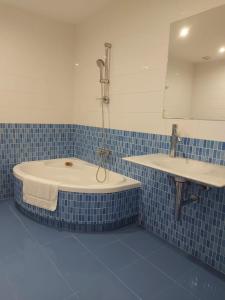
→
(72, 235, 142, 300)
(8, 201, 72, 246)
(41, 233, 74, 247)
(9, 201, 195, 299)
(8, 202, 78, 296)
(118, 239, 199, 299)
(7, 202, 197, 299)
(71, 233, 121, 251)
(63, 291, 80, 300)
(38, 245, 79, 295)
(78, 237, 142, 270)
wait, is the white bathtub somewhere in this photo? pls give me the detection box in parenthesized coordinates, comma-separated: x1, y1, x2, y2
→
(13, 158, 141, 193)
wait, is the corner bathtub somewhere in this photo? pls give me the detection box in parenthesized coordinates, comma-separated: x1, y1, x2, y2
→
(13, 158, 141, 232)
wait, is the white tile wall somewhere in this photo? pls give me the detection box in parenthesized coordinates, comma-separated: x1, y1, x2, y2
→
(0, 3, 75, 123)
(1, 0, 225, 140)
(73, 0, 225, 141)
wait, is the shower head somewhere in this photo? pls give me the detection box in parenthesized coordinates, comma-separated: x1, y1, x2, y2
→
(96, 59, 105, 82)
(96, 59, 105, 68)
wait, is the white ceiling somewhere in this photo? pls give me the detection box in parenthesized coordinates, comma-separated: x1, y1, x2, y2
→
(169, 4, 225, 63)
(0, 0, 113, 24)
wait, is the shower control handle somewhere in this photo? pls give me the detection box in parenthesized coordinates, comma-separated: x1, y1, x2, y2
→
(96, 97, 110, 104)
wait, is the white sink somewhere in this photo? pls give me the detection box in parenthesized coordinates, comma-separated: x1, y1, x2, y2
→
(123, 153, 225, 188)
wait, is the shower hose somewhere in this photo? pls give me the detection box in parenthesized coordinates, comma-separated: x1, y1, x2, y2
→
(96, 91, 108, 183)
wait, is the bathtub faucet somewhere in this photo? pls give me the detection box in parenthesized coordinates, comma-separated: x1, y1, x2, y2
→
(96, 148, 112, 158)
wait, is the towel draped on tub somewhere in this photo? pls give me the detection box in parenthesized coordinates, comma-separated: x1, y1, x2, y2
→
(23, 178, 58, 211)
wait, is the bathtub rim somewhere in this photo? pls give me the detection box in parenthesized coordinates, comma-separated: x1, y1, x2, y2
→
(13, 157, 141, 194)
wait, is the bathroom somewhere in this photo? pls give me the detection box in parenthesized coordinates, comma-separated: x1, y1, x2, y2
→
(0, 0, 225, 299)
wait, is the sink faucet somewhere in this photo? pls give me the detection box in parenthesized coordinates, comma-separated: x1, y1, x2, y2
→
(169, 124, 181, 157)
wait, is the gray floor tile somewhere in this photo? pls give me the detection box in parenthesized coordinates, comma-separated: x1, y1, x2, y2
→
(0, 271, 17, 300)
(42, 236, 109, 292)
(94, 240, 140, 271)
(116, 227, 166, 258)
(1, 243, 72, 300)
(9, 203, 71, 246)
(0, 202, 35, 262)
(153, 284, 197, 300)
(77, 269, 139, 300)
(1, 203, 225, 300)
(64, 292, 80, 300)
(74, 232, 118, 252)
(114, 224, 141, 235)
(177, 264, 225, 300)
(116, 258, 174, 300)
(146, 244, 196, 280)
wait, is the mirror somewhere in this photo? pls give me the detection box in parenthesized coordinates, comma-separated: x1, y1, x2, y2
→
(163, 5, 225, 121)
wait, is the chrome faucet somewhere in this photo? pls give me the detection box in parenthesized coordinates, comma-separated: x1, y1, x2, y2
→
(169, 124, 181, 157)
(96, 148, 112, 158)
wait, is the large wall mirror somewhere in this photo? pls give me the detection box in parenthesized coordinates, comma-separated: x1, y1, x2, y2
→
(163, 5, 225, 121)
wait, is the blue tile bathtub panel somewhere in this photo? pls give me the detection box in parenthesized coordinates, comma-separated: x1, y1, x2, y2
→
(72, 125, 225, 275)
(0, 124, 74, 199)
(14, 177, 140, 232)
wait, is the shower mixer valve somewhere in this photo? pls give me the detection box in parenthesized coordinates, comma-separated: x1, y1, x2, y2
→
(96, 148, 112, 158)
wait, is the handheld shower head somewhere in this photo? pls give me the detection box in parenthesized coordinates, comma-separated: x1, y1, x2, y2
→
(96, 59, 105, 68)
(96, 59, 105, 82)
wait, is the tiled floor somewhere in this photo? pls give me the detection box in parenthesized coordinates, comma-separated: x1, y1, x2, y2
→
(0, 200, 225, 300)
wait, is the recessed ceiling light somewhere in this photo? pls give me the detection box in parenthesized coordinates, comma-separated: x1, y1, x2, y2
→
(179, 27, 190, 38)
(74, 63, 79, 67)
(218, 47, 225, 53)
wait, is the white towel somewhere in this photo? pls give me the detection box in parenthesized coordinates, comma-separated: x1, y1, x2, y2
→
(23, 178, 58, 211)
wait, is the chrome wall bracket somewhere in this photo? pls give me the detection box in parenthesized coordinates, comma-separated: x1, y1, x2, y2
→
(174, 176, 209, 221)
(96, 97, 110, 104)
(175, 177, 186, 221)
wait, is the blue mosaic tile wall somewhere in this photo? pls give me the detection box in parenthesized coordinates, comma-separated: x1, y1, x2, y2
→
(1, 122, 225, 274)
(14, 177, 139, 232)
(0, 124, 74, 200)
(73, 125, 225, 275)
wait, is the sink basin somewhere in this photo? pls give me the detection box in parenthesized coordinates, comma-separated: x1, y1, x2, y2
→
(123, 153, 225, 188)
